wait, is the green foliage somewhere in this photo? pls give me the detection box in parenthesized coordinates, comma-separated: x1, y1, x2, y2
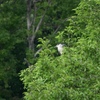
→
(20, 0, 100, 100)
(0, 0, 81, 99)
(34, 0, 81, 40)
(0, 0, 26, 99)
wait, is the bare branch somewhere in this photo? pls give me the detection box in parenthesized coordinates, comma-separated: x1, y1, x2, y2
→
(27, 0, 32, 30)
(35, 10, 46, 33)
(24, 58, 31, 67)
(34, 48, 42, 57)
(33, 0, 42, 3)
(30, 3, 37, 33)
(53, 18, 69, 34)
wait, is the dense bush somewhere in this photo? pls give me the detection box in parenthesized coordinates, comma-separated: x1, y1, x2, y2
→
(20, 0, 100, 100)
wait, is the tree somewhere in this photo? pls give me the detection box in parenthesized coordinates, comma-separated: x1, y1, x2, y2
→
(26, 0, 80, 61)
(0, 0, 80, 99)
(20, 0, 100, 99)
(0, 0, 26, 99)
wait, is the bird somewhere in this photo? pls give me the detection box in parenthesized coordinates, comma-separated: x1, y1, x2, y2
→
(56, 44, 64, 55)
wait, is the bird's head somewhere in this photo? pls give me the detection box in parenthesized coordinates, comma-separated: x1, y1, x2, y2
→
(55, 44, 64, 55)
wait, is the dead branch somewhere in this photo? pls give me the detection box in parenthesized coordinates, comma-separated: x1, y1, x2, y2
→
(53, 18, 69, 34)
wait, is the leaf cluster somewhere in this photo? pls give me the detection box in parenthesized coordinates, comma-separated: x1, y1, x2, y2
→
(20, 0, 100, 99)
